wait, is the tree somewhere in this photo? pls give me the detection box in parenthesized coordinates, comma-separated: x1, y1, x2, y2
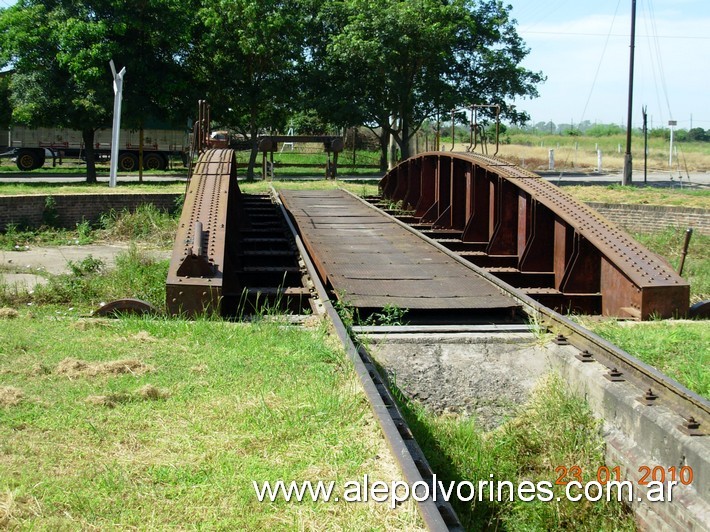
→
(0, 72, 11, 129)
(688, 127, 707, 142)
(103, 0, 198, 178)
(1, 2, 113, 182)
(306, 0, 544, 168)
(193, 0, 306, 179)
(0, 0, 194, 183)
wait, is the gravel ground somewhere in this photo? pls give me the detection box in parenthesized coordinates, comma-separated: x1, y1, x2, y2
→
(365, 332, 554, 430)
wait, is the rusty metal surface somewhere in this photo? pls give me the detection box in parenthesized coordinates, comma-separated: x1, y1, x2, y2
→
(93, 298, 159, 317)
(279, 189, 518, 317)
(167, 149, 239, 316)
(379, 151, 690, 319)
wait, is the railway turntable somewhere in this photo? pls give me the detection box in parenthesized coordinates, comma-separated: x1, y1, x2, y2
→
(279, 188, 521, 323)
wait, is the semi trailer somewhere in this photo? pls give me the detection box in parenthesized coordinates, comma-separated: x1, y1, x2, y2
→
(1, 126, 188, 171)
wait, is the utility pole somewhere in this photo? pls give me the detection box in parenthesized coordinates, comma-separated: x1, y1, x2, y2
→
(622, 0, 637, 186)
(669, 120, 677, 166)
(642, 105, 648, 184)
(109, 60, 126, 188)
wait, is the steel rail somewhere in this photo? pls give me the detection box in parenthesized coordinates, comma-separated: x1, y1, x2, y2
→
(271, 187, 463, 532)
(345, 188, 710, 431)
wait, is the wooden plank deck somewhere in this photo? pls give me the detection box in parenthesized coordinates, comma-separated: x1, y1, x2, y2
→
(279, 189, 519, 319)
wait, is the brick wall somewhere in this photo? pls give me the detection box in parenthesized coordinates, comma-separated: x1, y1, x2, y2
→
(0, 193, 182, 230)
(588, 202, 710, 236)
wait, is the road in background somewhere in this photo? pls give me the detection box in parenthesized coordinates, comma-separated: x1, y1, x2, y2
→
(1, 170, 708, 187)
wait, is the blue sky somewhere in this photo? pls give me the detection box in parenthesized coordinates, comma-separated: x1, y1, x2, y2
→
(509, 0, 710, 129)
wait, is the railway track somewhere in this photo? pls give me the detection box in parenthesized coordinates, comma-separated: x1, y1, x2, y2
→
(168, 149, 709, 530)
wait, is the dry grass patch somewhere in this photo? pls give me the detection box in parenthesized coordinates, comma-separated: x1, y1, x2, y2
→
(55, 357, 154, 378)
(72, 318, 114, 331)
(130, 330, 157, 343)
(85, 384, 169, 408)
(136, 383, 170, 400)
(0, 491, 42, 527)
(0, 307, 19, 320)
(0, 386, 25, 407)
(85, 392, 132, 408)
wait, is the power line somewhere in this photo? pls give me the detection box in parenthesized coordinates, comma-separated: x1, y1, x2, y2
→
(519, 30, 710, 40)
(644, 0, 674, 121)
(578, 0, 623, 125)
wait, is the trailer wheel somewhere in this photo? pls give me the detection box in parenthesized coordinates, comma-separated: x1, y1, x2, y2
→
(143, 152, 166, 170)
(16, 149, 45, 171)
(118, 152, 138, 172)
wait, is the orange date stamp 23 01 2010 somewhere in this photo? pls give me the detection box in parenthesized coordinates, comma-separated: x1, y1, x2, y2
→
(555, 465, 694, 487)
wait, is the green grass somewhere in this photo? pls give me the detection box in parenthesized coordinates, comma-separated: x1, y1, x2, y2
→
(565, 185, 710, 210)
(0, 310, 422, 529)
(581, 320, 709, 399)
(240, 178, 380, 197)
(0, 176, 380, 197)
(0, 221, 94, 250)
(396, 374, 634, 530)
(0, 160, 188, 175)
(0, 180, 187, 196)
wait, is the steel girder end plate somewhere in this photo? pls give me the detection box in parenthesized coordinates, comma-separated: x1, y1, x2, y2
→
(93, 298, 160, 318)
(689, 300, 710, 320)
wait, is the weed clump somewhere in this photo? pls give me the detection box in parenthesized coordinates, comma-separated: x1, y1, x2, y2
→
(0, 247, 169, 311)
(99, 204, 177, 247)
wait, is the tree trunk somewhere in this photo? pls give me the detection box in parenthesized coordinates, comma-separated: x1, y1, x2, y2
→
(139, 126, 144, 183)
(378, 131, 389, 172)
(246, 128, 259, 181)
(82, 128, 97, 184)
(399, 118, 410, 161)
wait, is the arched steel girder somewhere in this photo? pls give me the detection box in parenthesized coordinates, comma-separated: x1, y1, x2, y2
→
(380, 151, 689, 319)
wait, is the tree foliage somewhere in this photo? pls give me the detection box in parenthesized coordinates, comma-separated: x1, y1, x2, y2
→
(0, 72, 11, 128)
(305, 0, 544, 165)
(193, 0, 306, 179)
